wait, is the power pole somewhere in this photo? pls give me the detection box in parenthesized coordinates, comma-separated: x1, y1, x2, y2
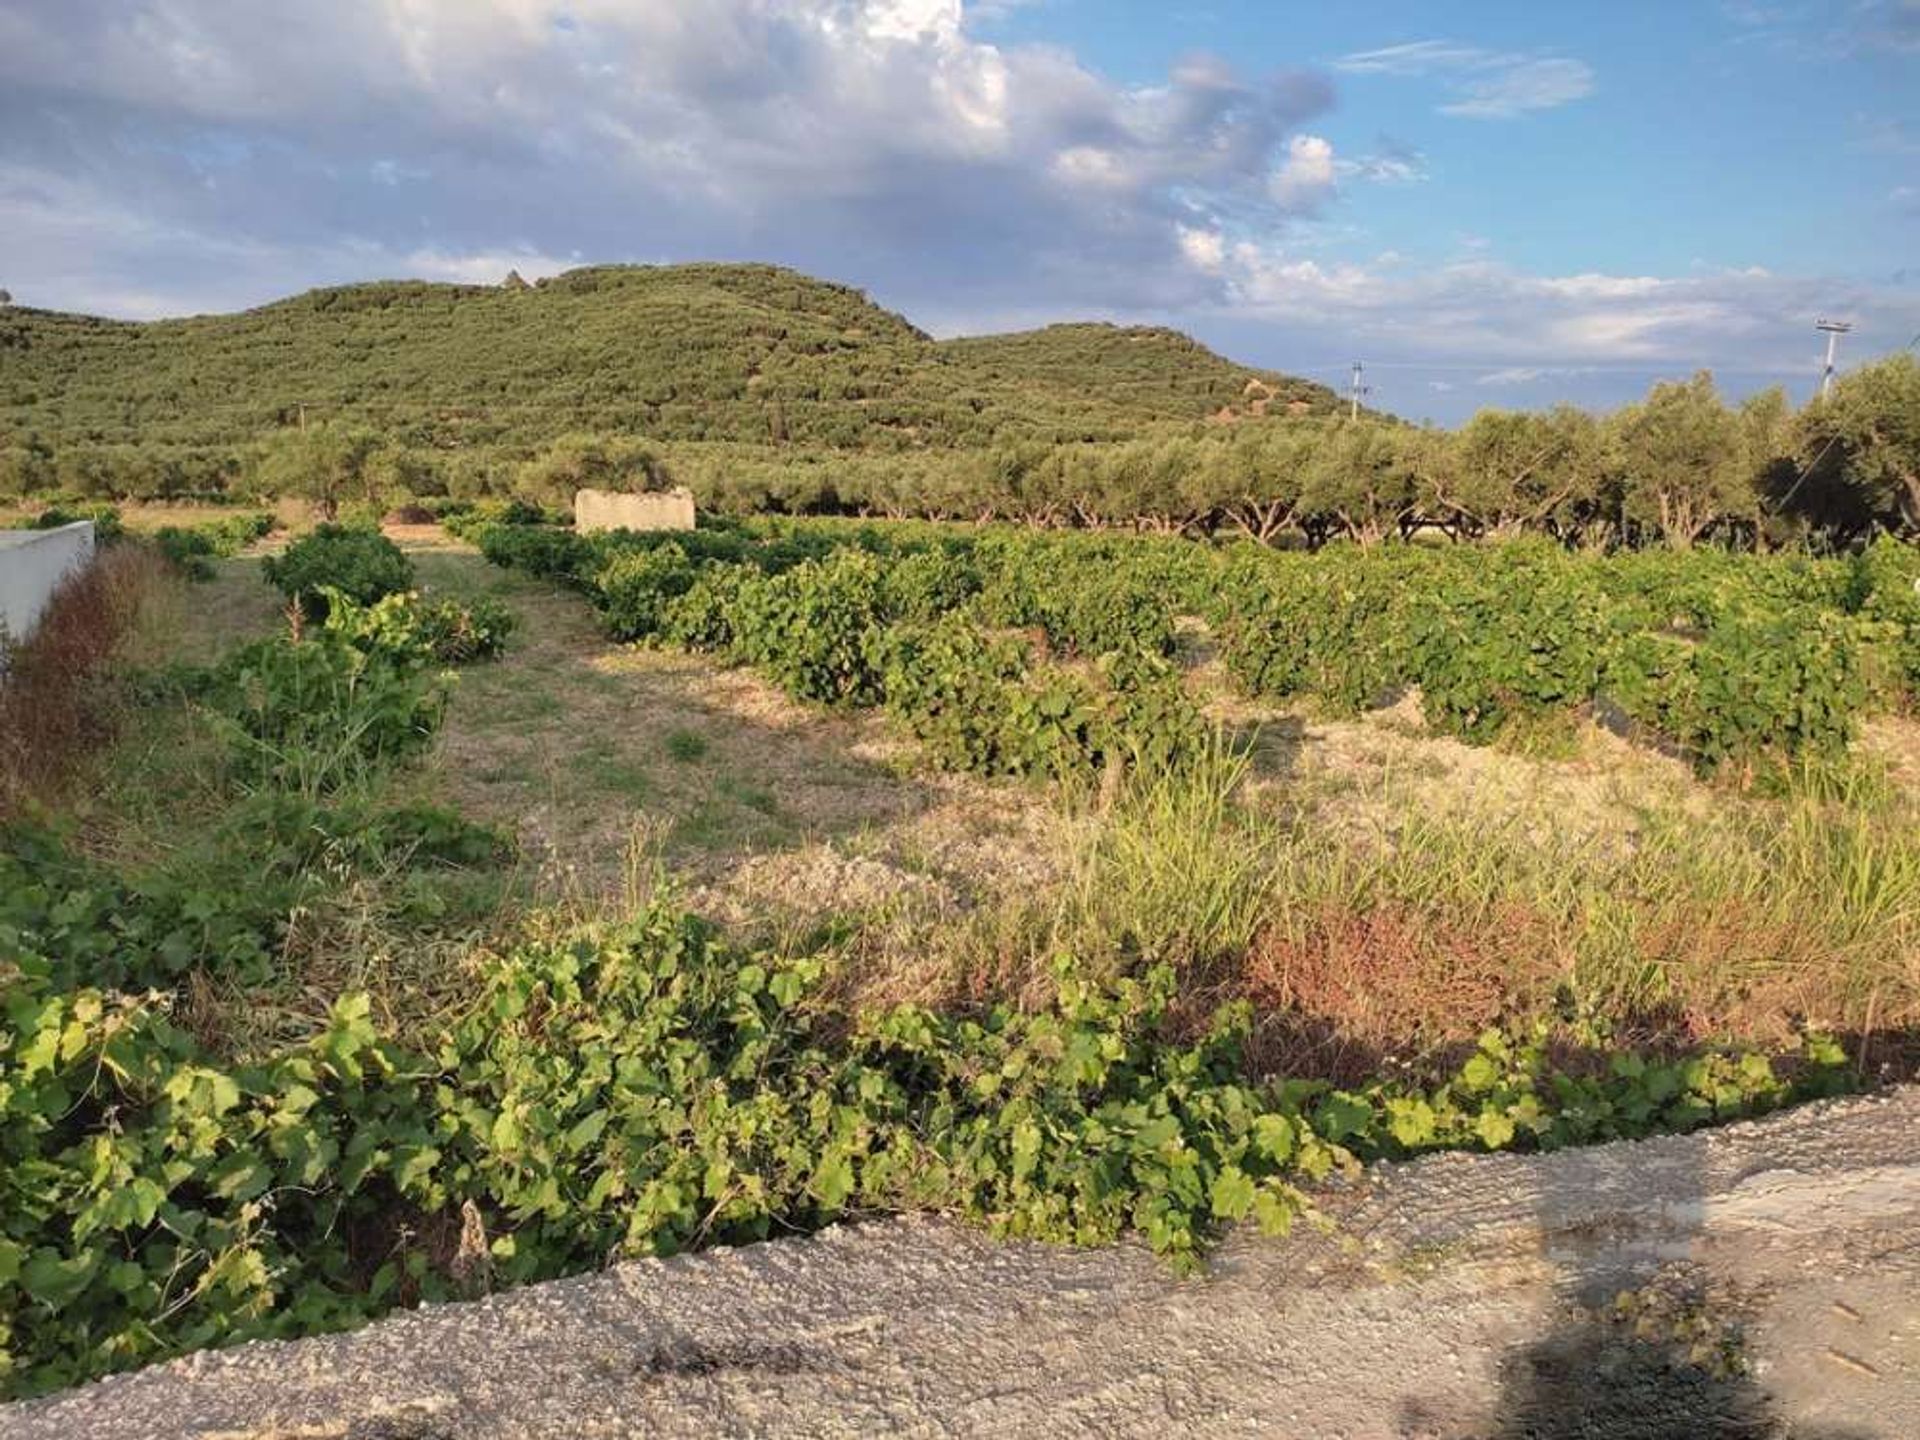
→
(1348, 361, 1370, 420)
(1815, 319, 1852, 400)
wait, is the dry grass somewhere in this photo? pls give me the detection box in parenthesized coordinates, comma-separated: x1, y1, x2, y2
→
(832, 738, 1920, 1076)
(1240, 900, 1570, 1080)
(161, 555, 289, 664)
(411, 545, 1068, 929)
(0, 545, 174, 818)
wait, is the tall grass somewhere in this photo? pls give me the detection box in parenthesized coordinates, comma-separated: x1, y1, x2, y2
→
(852, 735, 1919, 1066)
(1052, 732, 1276, 978)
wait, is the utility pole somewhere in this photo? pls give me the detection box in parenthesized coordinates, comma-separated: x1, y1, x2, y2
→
(1348, 361, 1370, 420)
(1815, 319, 1852, 400)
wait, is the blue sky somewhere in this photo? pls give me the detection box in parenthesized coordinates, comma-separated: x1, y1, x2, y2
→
(988, 2, 1915, 281)
(1, 0, 1915, 422)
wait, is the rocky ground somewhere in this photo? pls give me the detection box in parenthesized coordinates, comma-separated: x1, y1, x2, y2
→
(9, 1086, 1916, 1440)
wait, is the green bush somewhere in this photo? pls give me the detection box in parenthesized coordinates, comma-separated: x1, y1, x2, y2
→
(1215, 550, 1411, 713)
(475, 523, 593, 585)
(0, 819, 293, 992)
(320, 589, 515, 665)
(442, 499, 556, 543)
(1607, 603, 1878, 776)
(147, 513, 275, 580)
(481, 517, 1915, 777)
(262, 526, 413, 617)
(1853, 537, 1920, 705)
(0, 795, 504, 998)
(203, 635, 447, 793)
(206, 510, 275, 553)
(875, 621, 1203, 780)
(880, 546, 981, 622)
(728, 551, 890, 705)
(593, 543, 699, 641)
(152, 526, 219, 580)
(1044, 566, 1177, 659)
(1401, 553, 1616, 743)
(658, 566, 754, 652)
(875, 617, 1036, 773)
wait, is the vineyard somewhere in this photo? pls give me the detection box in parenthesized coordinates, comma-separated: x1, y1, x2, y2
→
(1, 508, 1916, 1401)
(466, 512, 1920, 784)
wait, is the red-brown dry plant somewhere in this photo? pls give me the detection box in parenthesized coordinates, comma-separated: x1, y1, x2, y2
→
(1238, 900, 1571, 1084)
(0, 546, 167, 817)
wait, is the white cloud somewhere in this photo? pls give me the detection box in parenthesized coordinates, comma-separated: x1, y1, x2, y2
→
(1178, 225, 1226, 271)
(861, 0, 966, 42)
(1334, 41, 1491, 76)
(1438, 58, 1595, 119)
(1335, 39, 1595, 119)
(1536, 274, 1666, 300)
(0, 0, 1336, 318)
(1476, 365, 1598, 386)
(1209, 241, 1920, 378)
(401, 247, 579, 287)
(1270, 133, 1336, 208)
(1338, 153, 1424, 184)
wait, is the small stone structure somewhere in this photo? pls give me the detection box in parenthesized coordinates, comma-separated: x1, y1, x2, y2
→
(0, 521, 94, 645)
(574, 486, 696, 534)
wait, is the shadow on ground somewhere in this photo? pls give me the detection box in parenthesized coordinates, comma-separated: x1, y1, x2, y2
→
(1435, 1135, 1878, 1440)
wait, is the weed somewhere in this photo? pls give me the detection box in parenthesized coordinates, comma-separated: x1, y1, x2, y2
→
(665, 727, 709, 763)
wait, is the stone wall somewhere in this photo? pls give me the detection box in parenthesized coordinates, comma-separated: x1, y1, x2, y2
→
(0, 521, 95, 645)
(574, 487, 697, 534)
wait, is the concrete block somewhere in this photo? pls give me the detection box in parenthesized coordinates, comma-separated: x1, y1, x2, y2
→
(574, 487, 696, 534)
(0, 521, 95, 646)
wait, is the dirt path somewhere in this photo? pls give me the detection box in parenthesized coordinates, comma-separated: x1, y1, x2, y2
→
(410, 546, 1073, 936)
(11, 1086, 1916, 1439)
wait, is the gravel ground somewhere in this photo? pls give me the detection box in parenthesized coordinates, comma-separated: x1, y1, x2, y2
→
(8, 1086, 1918, 1439)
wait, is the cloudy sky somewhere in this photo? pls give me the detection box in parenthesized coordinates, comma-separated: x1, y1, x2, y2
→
(2, 0, 1916, 422)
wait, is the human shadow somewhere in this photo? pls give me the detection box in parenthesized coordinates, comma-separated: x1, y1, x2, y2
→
(1486, 1309, 1787, 1439)
(1470, 1136, 1879, 1440)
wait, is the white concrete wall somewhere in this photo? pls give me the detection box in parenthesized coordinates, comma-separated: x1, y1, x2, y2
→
(0, 522, 95, 646)
(574, 486, 697, 534)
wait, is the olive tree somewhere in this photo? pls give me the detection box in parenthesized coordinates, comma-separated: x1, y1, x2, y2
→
(516, 434, 668, 510)
(1298, 420, 1413, 547)
(1797, 354, 1920, 535)
(1440, 405, 1612, 540)
(1612, 372, 1754, 549)
(256, 423, 382, 520)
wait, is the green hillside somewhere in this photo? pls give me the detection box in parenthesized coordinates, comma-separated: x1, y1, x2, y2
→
(0, 263, 1343, 458)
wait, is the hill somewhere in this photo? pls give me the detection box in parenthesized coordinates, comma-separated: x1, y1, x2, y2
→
(0, 263, 1344, 461)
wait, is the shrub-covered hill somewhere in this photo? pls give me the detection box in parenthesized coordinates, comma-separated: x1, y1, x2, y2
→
(0, 262, 1343, 455)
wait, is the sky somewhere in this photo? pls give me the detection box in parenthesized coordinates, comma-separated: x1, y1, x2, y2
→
(1, 0, 1916, 423)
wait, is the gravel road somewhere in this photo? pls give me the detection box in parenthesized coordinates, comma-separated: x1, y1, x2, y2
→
(8, 1086, 1918, 1439)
